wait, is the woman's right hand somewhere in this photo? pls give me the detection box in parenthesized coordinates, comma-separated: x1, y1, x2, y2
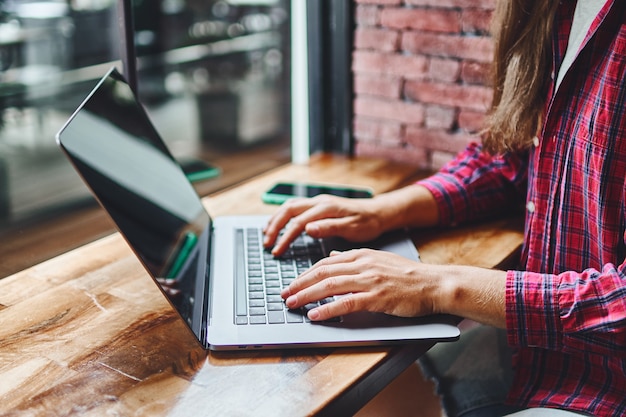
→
(263, 194, 386, 256)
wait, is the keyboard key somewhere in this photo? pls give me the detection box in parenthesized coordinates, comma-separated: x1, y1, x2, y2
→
(267, 302, 284, 311)
(249, 307, 266, 316)
(286, 310, 304, 323)
(266, 295, 282, 303)
(249, 316, 266, 325)
(268, 310, 285, 324)
(265, 280, 281, 288)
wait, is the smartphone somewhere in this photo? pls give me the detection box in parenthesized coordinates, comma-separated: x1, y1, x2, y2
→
(178, 158, 221, 183)
(262, 182, 374, 205)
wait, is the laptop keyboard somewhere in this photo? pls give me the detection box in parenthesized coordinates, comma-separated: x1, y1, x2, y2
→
(234, 228, 338, 325)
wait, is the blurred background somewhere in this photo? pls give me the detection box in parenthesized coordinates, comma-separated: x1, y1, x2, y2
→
(0, 0, 292, 231)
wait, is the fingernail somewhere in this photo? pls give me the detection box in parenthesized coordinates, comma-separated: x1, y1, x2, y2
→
(308, 309, 320, 320)
(286, 295, 297, 307)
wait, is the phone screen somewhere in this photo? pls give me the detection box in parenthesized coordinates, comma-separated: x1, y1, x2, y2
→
(178, 158, 221, 183)
(263, 182, 373, 204)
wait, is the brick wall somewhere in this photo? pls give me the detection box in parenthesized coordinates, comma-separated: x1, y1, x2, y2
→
(352, 0, 496, 169)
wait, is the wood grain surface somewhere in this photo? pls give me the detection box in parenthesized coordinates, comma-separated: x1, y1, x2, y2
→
(0, 154, 524, 416)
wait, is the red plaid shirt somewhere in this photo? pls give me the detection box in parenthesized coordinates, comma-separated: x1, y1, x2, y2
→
(419, 0, 626, 415)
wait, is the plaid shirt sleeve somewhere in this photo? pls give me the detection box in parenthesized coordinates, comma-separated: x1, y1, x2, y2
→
(417, 142, 528, 227)
(506, 263, 626, 356)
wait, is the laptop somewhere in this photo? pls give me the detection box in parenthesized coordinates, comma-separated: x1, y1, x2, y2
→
(56, 67, 460, 351)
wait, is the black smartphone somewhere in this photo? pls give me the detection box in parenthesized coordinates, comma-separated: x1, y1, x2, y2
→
(178, 158, 221, 183)
(262, 182, 374, 205)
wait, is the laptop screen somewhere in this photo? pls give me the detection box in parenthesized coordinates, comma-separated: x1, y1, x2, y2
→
(56, 68, 212, 340)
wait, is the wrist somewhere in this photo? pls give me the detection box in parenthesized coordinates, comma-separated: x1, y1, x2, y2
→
(435, 265, 507, 328)
(369, 193, 404, 232)
(372, 185, 439, 232)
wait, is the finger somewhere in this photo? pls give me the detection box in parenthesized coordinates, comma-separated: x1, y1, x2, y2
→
(264, 196, 333, 249)
(307, 293, 368, 321)
(283, 255, 364, 306)
(271, 203, 348, 255)
(303, 217, 363, 241)
(284, 273, 354, 309)
(263, 198, 309, 248)
(280, 252, 346, 298)
(272, 223, 307, 256)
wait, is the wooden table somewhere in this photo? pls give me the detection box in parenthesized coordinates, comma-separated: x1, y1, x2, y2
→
(0, 154, 524, 416)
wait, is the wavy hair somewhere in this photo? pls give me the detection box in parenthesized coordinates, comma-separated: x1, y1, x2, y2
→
(482, 0, 560, 154)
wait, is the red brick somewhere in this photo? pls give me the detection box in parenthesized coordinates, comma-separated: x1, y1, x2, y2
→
(458, 109, 487, 133)
(462, 9, 493, 34)
(354, 74, 403, 99)
(401, 32, 494, 63)
(353, 116, 404, 143)
(461, 60, 492, 85)
(404, 126, 476, 154)
(354, 28, 400, 52)
(428, 57, 461, 83)
(404, 80, 492, 111)
(352, 0, 496, 164)
(355, 5, 380, 26)
(380, 8, 461, 33)
(354, 97, 425, 125)
(352, 50, 428, 78)
(404, 0, 496, 9)
(425, 105, 457, 130)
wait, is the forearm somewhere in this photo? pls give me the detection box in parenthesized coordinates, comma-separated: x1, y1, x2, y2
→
(434, 264, 507, 328)
(372, 185, 440, 232)
(371, 186, 508, 327)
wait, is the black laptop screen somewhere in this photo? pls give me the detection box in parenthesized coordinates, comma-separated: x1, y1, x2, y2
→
(56, 68, 211, 338)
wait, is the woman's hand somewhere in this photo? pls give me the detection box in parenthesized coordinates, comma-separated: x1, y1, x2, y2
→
(281, 249, 508, 328)
(281, 248, 441, 320)
(263, 185, 441, 256)
(263, 194, 386, 256)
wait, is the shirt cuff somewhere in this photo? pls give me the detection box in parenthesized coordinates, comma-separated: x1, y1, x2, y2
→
(506, 269, 563, 350)
(416, 177, 456, 226)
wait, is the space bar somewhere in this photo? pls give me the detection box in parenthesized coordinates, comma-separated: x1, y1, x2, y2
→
(234, 229, 247, 317)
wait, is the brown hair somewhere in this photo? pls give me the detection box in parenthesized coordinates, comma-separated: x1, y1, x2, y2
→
(482, 0, 560, 154)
